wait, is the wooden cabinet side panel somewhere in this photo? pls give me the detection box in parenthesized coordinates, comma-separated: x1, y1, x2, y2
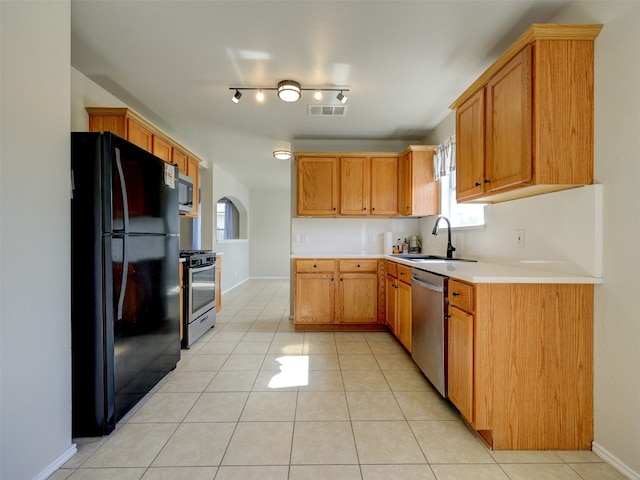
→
(533, 40, 594, 185)
(370, 156, 398, 215)
(187, 157, 200, 216)
(477, 283, 593, 450)
(409, 150, 439, 216)
(485, 46, 532, 193)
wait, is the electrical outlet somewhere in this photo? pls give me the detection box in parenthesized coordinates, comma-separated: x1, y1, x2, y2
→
(516, 228, 525, 248)
(302, 234, 309, 244)
(293, 233, 300, 243)
(368, 234, 374, 244)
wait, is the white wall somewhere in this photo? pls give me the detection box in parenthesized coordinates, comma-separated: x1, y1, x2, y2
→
(250, 189, 291, 278)
(0, 2, 76, 479)
(550, 3, 640, 478)
(210, 164, 251, 292)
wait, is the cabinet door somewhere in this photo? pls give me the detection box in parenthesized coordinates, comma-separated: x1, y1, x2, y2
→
(126, 118, 153, 152)
(187, 157, 199, 216)
(456, 89, 486, 202)
(152, 136, 172, 163)
(295, 273, 335, 324)
(396, 280, 412, 351)
(385, 274, 398, 332)
(337, 273, 377, 323)
(486, 46, 532, 193)
(370, 156, 398, 215)
(448, 305, 474, 422)
(297, 157, 338, 216)
(340, 157, 370, 215)
(172, 148, 188, 174)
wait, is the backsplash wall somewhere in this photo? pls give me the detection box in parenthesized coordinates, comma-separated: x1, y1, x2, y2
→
(291, 217, 420, 255)
(419, 184, 603, 277)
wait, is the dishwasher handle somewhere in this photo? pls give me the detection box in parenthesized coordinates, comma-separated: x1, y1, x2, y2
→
(412, 275, 445, 293)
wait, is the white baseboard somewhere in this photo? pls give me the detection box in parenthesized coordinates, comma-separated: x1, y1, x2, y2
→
(593, 441, 639, 480)
(34, 443, 77, 480)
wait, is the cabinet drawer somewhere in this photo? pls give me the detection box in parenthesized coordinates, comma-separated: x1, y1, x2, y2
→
(449, 279, 474, 312)
(397, 265, 412, 284)
(339, 259, 378, 272)
(386, 260, 398, 277)
(295, 259, 336, 273)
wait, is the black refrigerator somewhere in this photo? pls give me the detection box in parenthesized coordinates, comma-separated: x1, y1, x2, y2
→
(71, 132, 180, 437)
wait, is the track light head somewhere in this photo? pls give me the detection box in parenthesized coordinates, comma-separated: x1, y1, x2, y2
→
(337, 91, 348, 104)
(232, 89, 242, 104)
(277, 80, 301, 102)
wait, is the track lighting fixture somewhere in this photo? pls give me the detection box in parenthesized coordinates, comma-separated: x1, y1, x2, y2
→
(272, 149, 292, 160)
(230, 80, 349, 104)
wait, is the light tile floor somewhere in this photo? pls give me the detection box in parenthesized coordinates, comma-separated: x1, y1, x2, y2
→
(52, 279, 627, 480)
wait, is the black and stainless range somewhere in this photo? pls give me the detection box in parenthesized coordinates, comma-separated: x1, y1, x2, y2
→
(180, 249, 216, 348)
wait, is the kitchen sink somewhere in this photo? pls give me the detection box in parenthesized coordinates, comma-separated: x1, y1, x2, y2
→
(391, 254, 477, 263)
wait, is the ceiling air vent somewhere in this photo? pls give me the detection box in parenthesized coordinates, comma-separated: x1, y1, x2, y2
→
(307, 105, 348, 117)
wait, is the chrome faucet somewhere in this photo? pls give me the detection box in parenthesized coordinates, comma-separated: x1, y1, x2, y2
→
(431, 216, 456, 259)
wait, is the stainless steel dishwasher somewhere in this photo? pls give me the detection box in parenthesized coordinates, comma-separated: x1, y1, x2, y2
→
(411, 268, 448, 397)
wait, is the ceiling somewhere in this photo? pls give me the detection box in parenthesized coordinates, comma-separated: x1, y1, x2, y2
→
(71, 0, 570, 190)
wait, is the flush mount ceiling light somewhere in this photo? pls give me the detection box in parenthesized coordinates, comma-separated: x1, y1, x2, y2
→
(230, 80, 349, 104)
(273, 149, 292, 160)
(277, 80, 301, 102)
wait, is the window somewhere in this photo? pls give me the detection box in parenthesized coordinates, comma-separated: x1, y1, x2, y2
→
(216, 197, 240, 240)
(434, 135, 484, 228)
(439, 173, 485, 228)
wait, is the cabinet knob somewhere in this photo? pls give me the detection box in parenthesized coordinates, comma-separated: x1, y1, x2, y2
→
(452, 292, 460, 297)
(357, 264, 360, 268)
(313, 264, 317, 268)
(372, 207, 376, 211)
(484, 179, 491, 183)
(475, 182, 481, 187)
(333, 207, 336, 211)
(363, 207, 367, 210)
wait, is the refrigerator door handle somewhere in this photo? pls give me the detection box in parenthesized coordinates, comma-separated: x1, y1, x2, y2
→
(114, 148, 130, 234)
(114, 148, 130, 321)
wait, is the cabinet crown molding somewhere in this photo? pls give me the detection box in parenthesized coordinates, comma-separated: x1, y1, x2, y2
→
(450, 23, 602, 110)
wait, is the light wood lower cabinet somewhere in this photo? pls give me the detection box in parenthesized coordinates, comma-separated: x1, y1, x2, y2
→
(294, 258, 384, 329)
(448, 279, 594, 450)
(385, 260, 411, 351)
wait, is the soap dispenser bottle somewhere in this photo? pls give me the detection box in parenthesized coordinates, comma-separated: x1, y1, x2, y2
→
(402, 238, 409, 254)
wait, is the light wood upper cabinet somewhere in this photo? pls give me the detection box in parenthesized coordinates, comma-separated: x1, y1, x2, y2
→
(187, 156, 200, 217)
(370, 156, 398, 215)
(152, 135, 173, 163)
(296, 156, 339, 216)
(339, 156, 398, 216)
(398, 146, 439, 216)
(86, 107, 203, 217)
(456, 89, 486, 201)
(340, 156, 369, 215)
(451, 24, 601, 204)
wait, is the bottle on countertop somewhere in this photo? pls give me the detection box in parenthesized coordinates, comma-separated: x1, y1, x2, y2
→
(402, 238, 409, 254)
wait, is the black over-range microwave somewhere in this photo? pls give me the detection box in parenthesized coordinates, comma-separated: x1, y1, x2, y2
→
(178, 173, 194, 214)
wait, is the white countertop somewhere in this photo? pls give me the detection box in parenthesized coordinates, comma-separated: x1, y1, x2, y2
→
(291, 253, 602, 284)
